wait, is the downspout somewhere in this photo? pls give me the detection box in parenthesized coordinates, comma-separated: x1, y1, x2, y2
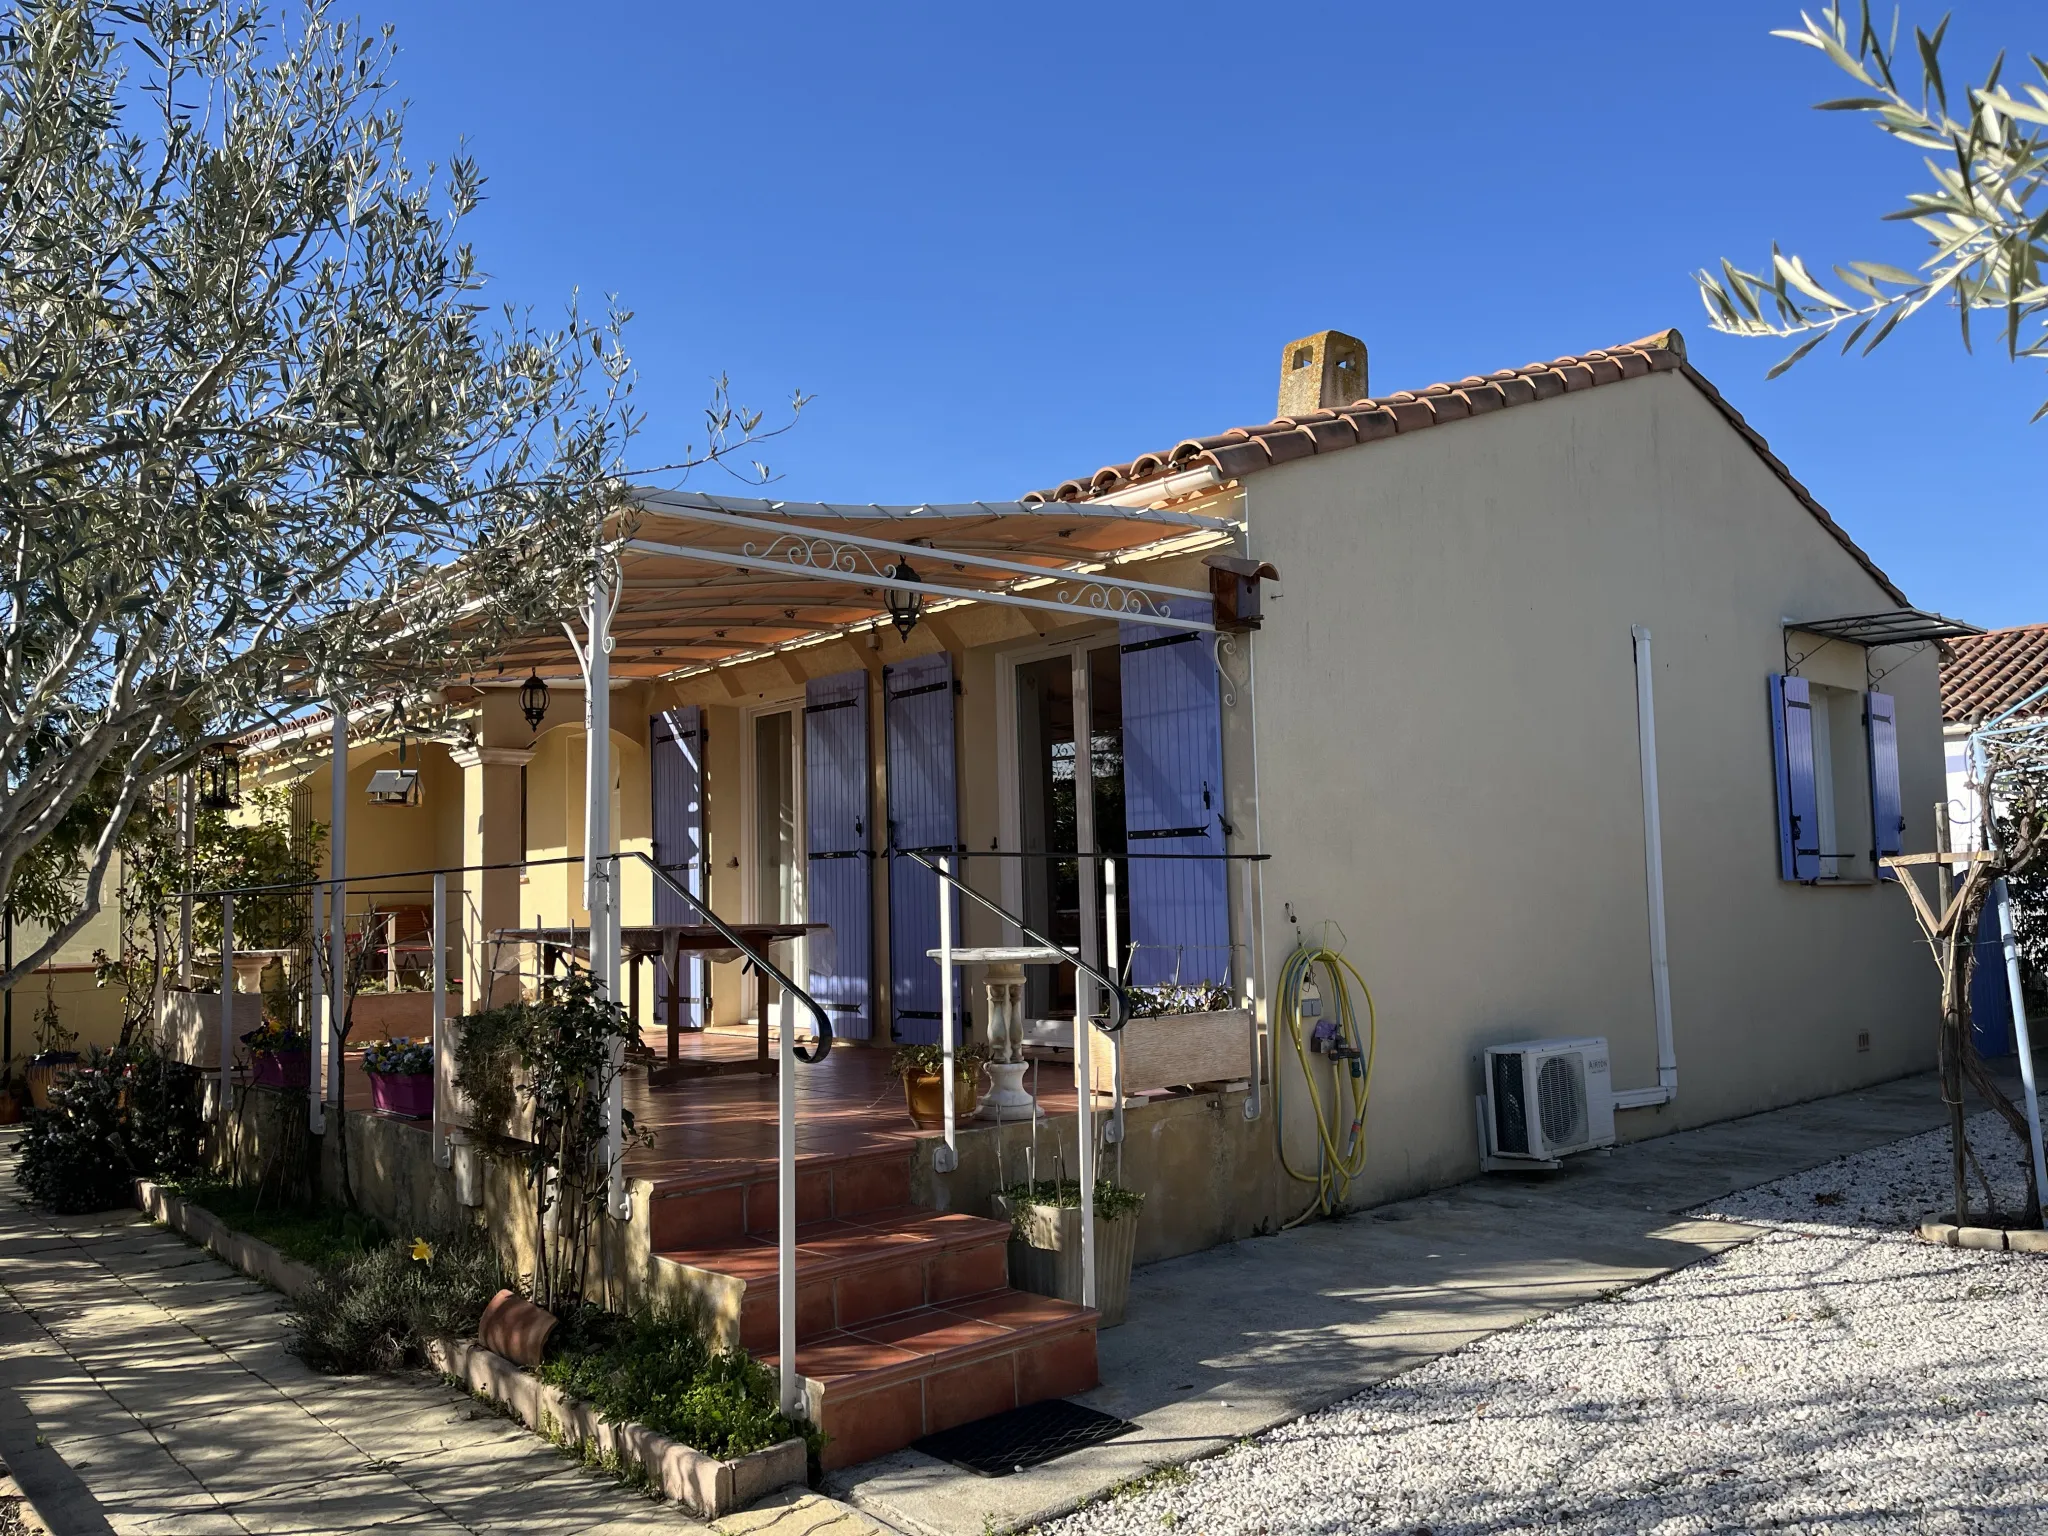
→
(1614, 624, 1678, 1110)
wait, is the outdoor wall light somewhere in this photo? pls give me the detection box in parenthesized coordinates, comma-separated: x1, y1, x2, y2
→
(519, 671, 551, 731)
(884, 559, 923, 638)
(197, 743, 241, 811)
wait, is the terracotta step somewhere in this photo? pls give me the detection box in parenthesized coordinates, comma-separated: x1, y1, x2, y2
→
(660, 1206, 1013, 1351)
(771, 1289, 1100, 1471)
(648, 1146, 910, 1251)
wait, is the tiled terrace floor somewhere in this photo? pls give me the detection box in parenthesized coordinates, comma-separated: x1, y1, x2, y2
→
(332, 1028, 1080, 1189)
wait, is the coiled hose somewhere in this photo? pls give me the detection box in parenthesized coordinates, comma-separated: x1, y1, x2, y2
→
(1275, 939, 1377, 1227)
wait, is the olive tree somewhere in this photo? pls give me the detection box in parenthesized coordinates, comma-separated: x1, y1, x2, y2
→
(0, 0, 793, 984)
(1696, 3, 2048, 415)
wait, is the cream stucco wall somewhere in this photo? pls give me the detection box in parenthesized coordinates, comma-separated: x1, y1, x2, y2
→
(1242, 365, 1940, 1204)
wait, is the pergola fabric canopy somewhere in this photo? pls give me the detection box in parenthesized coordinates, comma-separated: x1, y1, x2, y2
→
(474, 489, 1241, 682)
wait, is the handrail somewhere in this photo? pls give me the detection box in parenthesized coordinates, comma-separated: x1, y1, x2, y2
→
(617, 850, 832, 1064)
(897, 848, 1127, 1035)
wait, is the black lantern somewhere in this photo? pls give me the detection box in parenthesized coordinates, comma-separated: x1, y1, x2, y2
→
(883, 559, 922, 638)
(519, 671, 551, 731)
(197, 743, 241, 811)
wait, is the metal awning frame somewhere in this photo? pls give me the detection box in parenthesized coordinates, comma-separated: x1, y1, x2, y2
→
(1784, 608, 1984, 647)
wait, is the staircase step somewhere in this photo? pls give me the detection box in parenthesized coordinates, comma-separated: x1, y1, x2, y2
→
(648, 1147, 910, 1251)
(770, 1290, 1100, 1472)
(661, 1206, 1013, 1350)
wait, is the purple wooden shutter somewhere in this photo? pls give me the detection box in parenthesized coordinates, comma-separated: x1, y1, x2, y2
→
(805, 670, 872, 1040)
(1866, 690, 1903, 880)
(885, 652, 960, 1045)
(1769, 675, 1820, 881)
(651, 707, 705, 1025)
(1120, 604, 1229, 987)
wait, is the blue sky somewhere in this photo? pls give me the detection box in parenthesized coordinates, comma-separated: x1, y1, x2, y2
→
(379, 1, 2044, 627)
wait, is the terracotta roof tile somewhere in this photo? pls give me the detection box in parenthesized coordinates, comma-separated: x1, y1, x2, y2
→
(1022, 327, 1906, 605)
(1942, 624, 2048, 723)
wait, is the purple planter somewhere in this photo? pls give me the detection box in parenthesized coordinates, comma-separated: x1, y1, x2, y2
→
(252, 1049, 310, 1089)
(369, 1070, 433, 1119)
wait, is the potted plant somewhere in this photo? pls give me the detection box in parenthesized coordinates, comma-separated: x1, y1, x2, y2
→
(25, 981, 80, 1110)
(242, 1021, 312, 1089)
(992, 1175, 1145, 1327)
(0, 1071, 22, 1125)
(891, 1041, 988, 1129)
(363, 1036, 433, 1118)
(1093, 979, 1254, 1098)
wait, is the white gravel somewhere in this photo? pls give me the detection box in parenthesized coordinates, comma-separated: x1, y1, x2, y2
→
(1042, 1115, 2048, 1536)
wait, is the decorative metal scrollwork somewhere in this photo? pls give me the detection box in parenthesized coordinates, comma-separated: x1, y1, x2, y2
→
(743, 535, 892, 580)
(742, 534, 1179, 621)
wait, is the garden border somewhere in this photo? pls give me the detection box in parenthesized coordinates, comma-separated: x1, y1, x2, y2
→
(129, 1177, 804, 1518)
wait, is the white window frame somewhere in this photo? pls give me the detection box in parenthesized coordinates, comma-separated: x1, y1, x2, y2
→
(739, 697, 807, 926)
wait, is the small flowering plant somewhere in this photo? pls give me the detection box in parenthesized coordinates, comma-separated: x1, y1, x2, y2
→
(240, 1021, 309, 1054)
(1125, 980, 1234, 1019)
(362, 1037, 433, 1076)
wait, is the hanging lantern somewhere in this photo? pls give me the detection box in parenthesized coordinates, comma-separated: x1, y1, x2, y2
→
(884, 559, 923, 638)
(197, 743, 241, 811)
(519, 671, 551, 731)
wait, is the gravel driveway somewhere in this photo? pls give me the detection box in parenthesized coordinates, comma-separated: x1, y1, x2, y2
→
(1040, 1113, 2048, 1536)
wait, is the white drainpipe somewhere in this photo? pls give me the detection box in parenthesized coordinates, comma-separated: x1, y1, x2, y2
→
(1614, 625, 1678, 1110)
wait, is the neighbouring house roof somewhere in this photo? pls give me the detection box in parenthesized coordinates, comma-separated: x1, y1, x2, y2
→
(1943, 623, 2048, 724)
(1026, 327, 1909, 607)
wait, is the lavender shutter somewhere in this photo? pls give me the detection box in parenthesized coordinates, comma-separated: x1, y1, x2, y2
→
(1866, 690, 1904, 880)
(1120, 603, 1229, 987)
(1769, 675, 1821, 881)
(885, 652, 961, 1044)
(651, 707, 705, 1026)
(805, 670, 873, 1040)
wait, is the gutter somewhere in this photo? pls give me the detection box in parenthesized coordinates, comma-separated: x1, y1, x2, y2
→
(1614, 624, 1678, 1110)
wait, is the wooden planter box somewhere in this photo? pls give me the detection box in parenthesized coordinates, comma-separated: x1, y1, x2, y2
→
(992, 1195, 1139, 1328)
(1091, 1007, 1253, 1097)
(349, 990, 454, 1041)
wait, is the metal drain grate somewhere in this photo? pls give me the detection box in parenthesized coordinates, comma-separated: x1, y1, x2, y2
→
(912, 1398, 1138, 1477)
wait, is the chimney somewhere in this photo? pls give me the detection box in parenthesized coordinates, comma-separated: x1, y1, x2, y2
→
(1277, 329, 1368, 417)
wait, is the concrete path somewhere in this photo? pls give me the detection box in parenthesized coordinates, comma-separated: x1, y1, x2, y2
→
(830, 1070, 1969, 1536)
(0, 1133, 711, 1536)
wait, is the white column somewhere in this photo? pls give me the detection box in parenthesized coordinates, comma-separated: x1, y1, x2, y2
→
(432, 871, 451, 1168)
(582, 563, 626, 1218)
(1071, 649, 1097, 1309)
(308, 881, 326, 1134)
(329, 705, 348, 1110)
(937, 854, 957, 1173)
(179, 772, 195, 986)
(778, 979, 800, 1417)
(219, 893, 235, 1127)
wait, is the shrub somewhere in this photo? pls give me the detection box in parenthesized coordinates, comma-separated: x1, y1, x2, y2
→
(17, 1043, 205, 1213)
(288, 1228, 502, 1374)
(889, 1041, 989, 1078)
(1126, 981, 1234, 1018)
(997, 1176, 1146, 1226)
(361, 1037, 432, 1076)
(537, 1306, 818, 1463)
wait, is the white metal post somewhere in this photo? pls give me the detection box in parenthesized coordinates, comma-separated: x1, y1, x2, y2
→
(778, 977, 799, 1417)
(581, 561, 627, 1219)
(329, 705, 348, 1110)
(219, 893, 235, 1126)
(938, 854, 957, 1173)
(179, 772, 195, 986)
(1071, 649, 1097, 1310)
(1103, 858, 1123, 1148)
(432, 871, 450, 1168)
(1075, 976, 1096, 1312)
(308, 881, 326, 1135)
(1993, 878, 2048, 1226)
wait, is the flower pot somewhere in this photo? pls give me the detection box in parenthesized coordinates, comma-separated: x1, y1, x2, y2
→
(369, 1070, 433, 1119)
(992, 1195, 1140, 1328)
(902, 1069, 980, 1129)
(252, 1048, 310, 1089)
(0, 1089, 20, 1125)
(26, 1052, 80, 1110)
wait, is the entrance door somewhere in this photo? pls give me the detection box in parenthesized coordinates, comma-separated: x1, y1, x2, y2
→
(804, 671, 872, 1039)
(885, 652, 961, 1044)
(650, 707, 705, 1027)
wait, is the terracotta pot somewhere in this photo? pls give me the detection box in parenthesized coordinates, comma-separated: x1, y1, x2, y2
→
(252, 1049, 310, 1089)
(902, 1069, 981, 1128)
(0, 1089, 20, 1125)
(369, 1070, 433, 1119)
(26, 1052, 79, 1110)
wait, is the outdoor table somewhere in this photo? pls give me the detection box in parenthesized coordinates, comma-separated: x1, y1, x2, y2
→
(491, 923, 822, 1079)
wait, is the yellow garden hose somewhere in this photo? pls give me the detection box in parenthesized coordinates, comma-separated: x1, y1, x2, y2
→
(1275, 938, 1376, 1226)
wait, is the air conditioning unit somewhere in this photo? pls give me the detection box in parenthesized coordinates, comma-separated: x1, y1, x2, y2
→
(1478, 1036, 1615, 1170)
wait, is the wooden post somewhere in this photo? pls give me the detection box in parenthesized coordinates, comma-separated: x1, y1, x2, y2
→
(1936, 802, 1967, 1222)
